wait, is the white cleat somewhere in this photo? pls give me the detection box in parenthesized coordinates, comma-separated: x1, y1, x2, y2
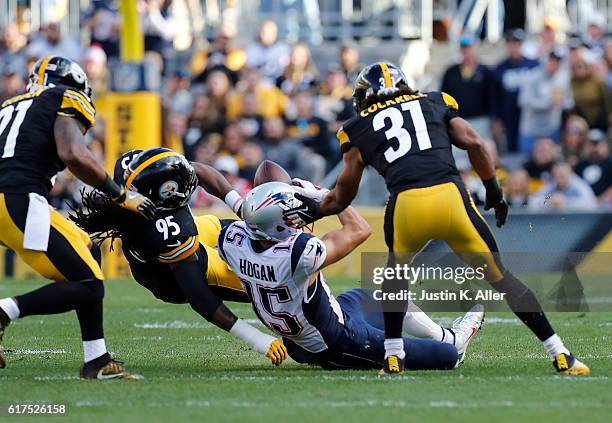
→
(451, 304, 485, 366)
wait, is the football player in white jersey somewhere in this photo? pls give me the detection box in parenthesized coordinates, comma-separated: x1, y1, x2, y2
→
(218, 182, 483, 370)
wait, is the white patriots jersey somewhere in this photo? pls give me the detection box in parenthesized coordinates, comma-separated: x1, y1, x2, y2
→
(218, 221, 344, 353)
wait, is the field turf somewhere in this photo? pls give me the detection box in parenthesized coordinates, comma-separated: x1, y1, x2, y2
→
(0, 277, 610, 423)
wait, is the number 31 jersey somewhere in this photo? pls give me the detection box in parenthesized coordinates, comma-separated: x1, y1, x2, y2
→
(0, 86, 96, 196)
(338, 91, 461, 195)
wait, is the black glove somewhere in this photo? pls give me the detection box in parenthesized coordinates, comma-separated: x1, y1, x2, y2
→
(483, 177, 508, 228)
(282, 193, 322, 228)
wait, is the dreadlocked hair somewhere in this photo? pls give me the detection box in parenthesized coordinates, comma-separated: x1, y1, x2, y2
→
(68, 189, 130, 250)
(357, 86, 419, 113)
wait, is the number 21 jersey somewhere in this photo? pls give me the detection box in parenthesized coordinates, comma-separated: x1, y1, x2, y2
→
(338, 91, 461, 195)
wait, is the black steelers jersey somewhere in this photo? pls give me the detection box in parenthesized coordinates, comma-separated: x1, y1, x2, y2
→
(0, 86, 96, 196)
(338, 91, 461, 195)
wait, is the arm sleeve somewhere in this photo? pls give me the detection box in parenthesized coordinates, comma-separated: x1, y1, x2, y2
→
(337, 127, 353, 154)
(57, 89, 96, 130)
(172, 253, 223, 321)
(440, 92, 460, 122)
(292, 234, 327, 284)
(158, 235, 200, 264)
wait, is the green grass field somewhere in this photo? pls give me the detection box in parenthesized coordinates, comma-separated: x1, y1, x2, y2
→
(0, 277, 610, 423)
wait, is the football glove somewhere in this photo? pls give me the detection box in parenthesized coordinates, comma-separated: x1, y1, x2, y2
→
(266, 339, 288, 366)
(483, 178, 508, 228)
(283, 193, 322, 228)
(291, 178, 330, 203)
(113, 187, 157, 220)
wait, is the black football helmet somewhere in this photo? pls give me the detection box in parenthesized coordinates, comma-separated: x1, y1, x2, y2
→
(352, 62, 410, 112)
(123, 148, 198, 210)
(27, 55, 93, 97)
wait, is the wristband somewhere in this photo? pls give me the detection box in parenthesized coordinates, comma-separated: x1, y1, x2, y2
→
(224, 190, 244, 215)
(97, 175, 124, 201)
(229, 318, 275, 355)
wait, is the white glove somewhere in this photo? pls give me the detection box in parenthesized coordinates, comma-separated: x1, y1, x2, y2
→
(291, 178, 329, 203)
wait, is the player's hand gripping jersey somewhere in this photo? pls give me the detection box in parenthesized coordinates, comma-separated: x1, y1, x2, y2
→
(338, 91, 461, 194)
(0, 86, 95, 196)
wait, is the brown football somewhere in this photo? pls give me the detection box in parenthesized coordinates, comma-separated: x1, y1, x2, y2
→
(253, 160, 291, 186)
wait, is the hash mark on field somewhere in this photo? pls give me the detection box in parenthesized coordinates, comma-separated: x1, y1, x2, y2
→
(133, 319, 262, 329)
(9, 348, 67, 355)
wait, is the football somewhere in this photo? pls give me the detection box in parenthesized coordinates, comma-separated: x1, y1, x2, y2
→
(253, 160, 292, 186)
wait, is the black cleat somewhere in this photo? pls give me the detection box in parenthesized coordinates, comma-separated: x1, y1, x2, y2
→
(79, 353, 143, 380)
(0, 307, 10, 369)
(378, 354, 405, 375)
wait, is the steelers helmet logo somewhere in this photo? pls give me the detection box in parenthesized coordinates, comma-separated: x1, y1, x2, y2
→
(159, 180, 179, 199)
(70, 62, 87, 84)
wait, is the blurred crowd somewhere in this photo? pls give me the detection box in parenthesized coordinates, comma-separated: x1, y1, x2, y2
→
(1, 2, 612, 212)
(444, 14, 612, 211)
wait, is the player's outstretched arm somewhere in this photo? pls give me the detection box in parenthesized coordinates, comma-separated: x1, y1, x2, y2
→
(191, 162, 243, 216)
(54, 116, 156, 219)
(320, 206, 371, 268)
(319, 147, 365, 216)
(448, 117, 508, 227)
(171, 256, 287, 365)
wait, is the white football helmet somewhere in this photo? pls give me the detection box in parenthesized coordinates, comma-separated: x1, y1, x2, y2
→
(242, 182, 301, 242)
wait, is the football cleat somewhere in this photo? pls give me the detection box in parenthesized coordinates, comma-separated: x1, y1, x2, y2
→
(553, 353, 590, 376)
(0, 307, 9, 369)
(378, 354, 405, 375)
(80, 355, 143, 380)
(451, 304, 485, 366)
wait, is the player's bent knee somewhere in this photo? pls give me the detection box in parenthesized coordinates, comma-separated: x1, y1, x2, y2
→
(79, 279, 105, 303)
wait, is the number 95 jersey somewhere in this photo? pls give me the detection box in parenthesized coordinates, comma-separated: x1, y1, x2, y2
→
(338, 91, 461, 195)
(0, 86, 96, 196)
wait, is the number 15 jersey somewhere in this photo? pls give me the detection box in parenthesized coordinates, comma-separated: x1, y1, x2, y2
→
(338, 91, 461, 195)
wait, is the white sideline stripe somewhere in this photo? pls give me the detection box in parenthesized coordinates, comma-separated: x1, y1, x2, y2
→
(133, 319, 262, 329)
(10, 348, 66, 355)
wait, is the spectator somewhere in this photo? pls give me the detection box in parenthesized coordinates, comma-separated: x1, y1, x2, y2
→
(562, 115, 589, 166)
(235, 92, 265, 139)
(506, 168, 531, 207)
(27, 22, 83, 61)
(82, 46, 108, 100)
(604, 40, 612, 89)
(440, 34, 494, 139)
(492, 29, 539, 152)
(0, 23, 26, 76)
(571, 55, 611, 130)
(238, 141, 265, 183)
(164, 112, 187, 155)
(529, 161, 597, 210)
(204, 69, 232, 126)
(259, 117, 311, 179)
(575, 129, 612, 202)
(0, 59, 24, 103)
(139, 0, 175, 57)
(48, 174, 81, 211)
(191, 25, 246, 85)
(162, 69, 192, 115)
(193, 133, 222, 166)
(276, 43, 319, 95)
(213, 156, 252, 197)
(81, 0, 121, 58)
(523, 17, 561, 62)
(317, 63, 355, 132)
(518, 47, 573, 153)
(245, 20, 290, 83)
(523, 137, 560, 191)
(183, 95, 225, 160)
(227, 67, 287, 120)
(219, 122, 246, 160)
(287, 92, 338, 172)
(339, 44, 362, 84)
(582, 13, 606, 56)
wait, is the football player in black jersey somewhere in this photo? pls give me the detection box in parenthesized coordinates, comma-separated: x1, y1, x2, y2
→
(283, 62, 588, 376)
(70, 148, 287, 366)
(0, 56, 156, 379)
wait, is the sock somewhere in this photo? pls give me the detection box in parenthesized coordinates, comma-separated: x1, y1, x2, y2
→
(440, 328, 456, 345)
(0, 298, 20, 320)
(403, 301, 445, 341)
(83, 338, 108, 363)
(492, 272, 555, 341)
(543, 334, 570, 361)
(384, 338, 406, 359)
